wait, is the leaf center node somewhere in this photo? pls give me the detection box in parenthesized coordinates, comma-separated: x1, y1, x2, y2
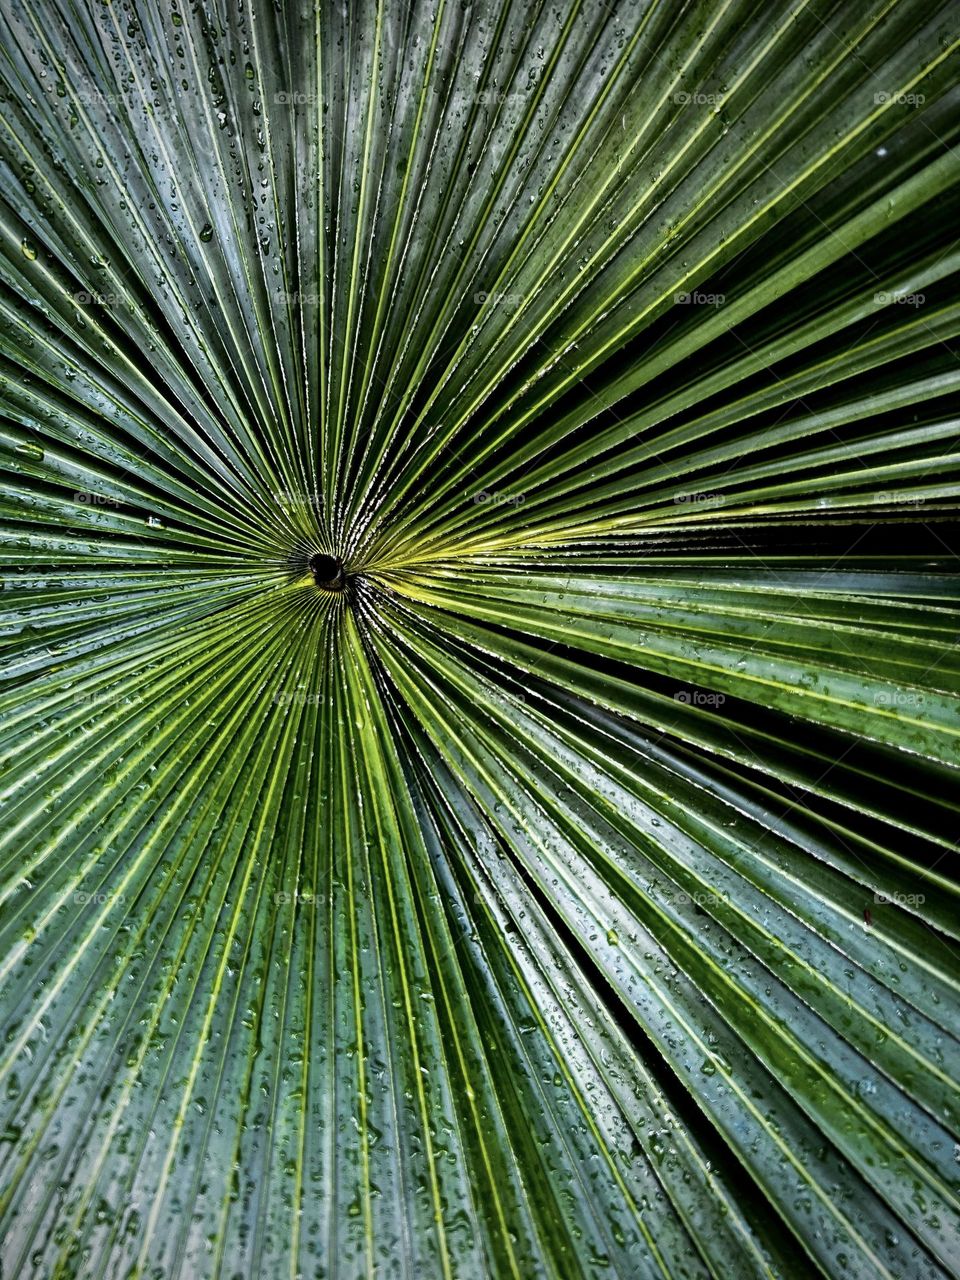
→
(308, 553, 346, 590)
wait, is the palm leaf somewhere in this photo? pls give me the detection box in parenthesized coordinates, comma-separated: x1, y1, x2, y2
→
(2, 0, 959, 1276)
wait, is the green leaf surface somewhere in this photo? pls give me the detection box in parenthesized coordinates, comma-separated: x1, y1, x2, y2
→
(1, 1, 959, 1277)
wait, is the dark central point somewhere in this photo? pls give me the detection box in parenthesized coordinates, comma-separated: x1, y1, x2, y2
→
(308, 553, 345, 590)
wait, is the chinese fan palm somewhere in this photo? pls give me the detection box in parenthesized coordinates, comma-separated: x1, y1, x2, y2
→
(1, 0, 959, 1277)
